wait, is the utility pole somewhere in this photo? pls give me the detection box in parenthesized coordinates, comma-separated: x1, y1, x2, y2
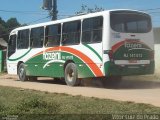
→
(42, 0, 58, 21)
(51, 0, 58, 20)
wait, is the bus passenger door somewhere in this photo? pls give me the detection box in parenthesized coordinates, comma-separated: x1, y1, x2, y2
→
(7, 34, 17, 74)
(8, 35, 16, 58)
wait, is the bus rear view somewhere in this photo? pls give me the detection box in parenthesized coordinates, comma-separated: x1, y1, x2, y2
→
(104, 10, 154, 76)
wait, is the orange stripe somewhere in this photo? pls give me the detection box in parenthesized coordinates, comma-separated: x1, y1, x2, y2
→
(27, 46, 103, 77)
(59, 46, 103, 77)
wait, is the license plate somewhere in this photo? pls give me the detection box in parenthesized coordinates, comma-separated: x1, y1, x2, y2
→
(129, 60, 138, 63)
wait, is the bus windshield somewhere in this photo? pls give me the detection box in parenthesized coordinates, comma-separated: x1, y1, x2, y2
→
(110, 11, 152, 33)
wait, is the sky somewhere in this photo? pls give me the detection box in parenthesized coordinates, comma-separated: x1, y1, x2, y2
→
(0, 0, 160, 27)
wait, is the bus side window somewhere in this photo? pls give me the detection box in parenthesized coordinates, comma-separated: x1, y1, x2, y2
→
(17, 29, 29, 49)
(82, 16, 103, 44)
(30, 27, 44, 48)
(45, 24, 61, 47)
(62, 20, 81, 46)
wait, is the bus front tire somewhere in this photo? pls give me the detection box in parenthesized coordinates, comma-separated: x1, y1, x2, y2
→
(65, 63, 80, 86)
(18, 63, 28, 82)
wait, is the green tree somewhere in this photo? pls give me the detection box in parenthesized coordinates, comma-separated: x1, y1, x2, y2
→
(6, 18, 20, 31)
(0, 24, 7, 35)
(0, 17, 21, 42)
(0, 17, 6, 27)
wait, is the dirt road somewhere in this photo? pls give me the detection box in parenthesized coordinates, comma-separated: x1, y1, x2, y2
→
(0, 74, 160, 107)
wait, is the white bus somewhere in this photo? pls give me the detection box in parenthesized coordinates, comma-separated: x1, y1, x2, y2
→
(7, 10, 155, 86)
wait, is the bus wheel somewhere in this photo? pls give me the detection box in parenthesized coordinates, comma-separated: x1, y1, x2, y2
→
(65, 63, 80, 86)
(18, 63, 28, 81)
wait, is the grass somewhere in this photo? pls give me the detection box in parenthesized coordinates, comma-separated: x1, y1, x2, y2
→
(0, 86, 160, 120)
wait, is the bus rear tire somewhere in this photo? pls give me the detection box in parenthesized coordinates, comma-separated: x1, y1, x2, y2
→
(18, 63, 28, 82)
(64, 63, 80, 86)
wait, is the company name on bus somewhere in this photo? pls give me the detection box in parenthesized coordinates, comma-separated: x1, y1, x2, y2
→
(125, 42, 142, 49)
(43, 52, 61, 60)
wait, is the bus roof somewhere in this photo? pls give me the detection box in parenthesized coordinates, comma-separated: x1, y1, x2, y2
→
(10, 9, 148, 35)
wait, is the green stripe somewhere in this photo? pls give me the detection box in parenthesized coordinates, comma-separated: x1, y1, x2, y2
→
(84, 44, 102, 61)
(8, 48, 32, 61)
